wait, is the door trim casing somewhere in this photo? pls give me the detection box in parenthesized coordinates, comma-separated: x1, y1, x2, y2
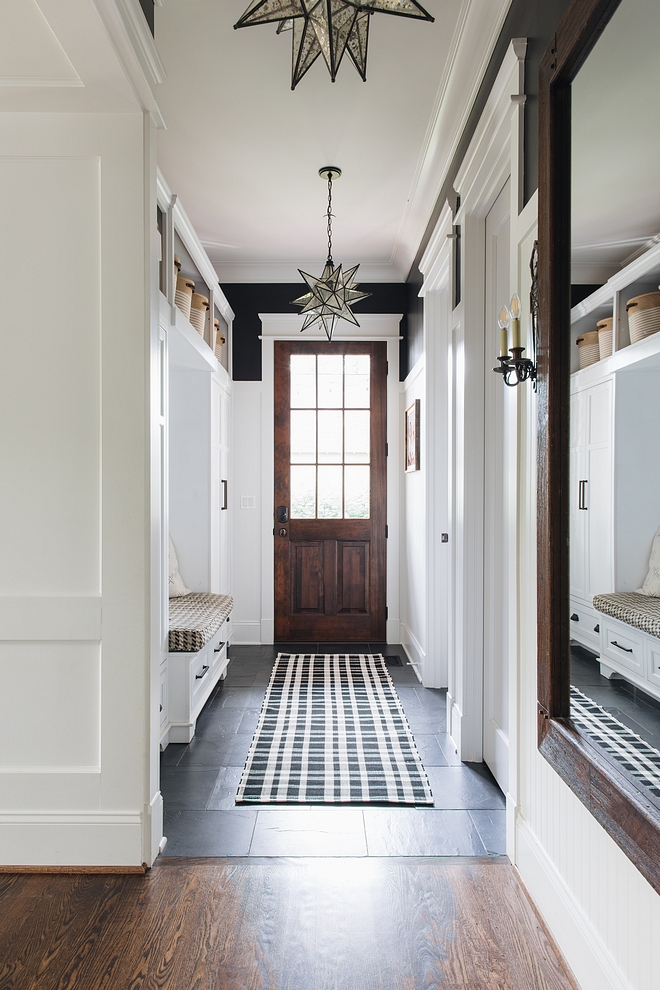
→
(259, 313, 403, 645)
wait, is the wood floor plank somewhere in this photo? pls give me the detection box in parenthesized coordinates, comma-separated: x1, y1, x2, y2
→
(0, 859, 576, 990)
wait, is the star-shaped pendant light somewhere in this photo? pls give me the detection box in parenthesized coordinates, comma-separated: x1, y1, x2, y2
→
(291, 167, 370, 341)
(234, 0, 434, 89)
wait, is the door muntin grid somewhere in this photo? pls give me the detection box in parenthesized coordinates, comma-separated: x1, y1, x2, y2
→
(290, 354, 370, 519)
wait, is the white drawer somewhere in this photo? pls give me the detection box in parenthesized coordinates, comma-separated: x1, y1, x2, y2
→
(569, 601, 601, 652)
(191, 645, 213, 708)
(159, 667, 168, 728)
(601, 619, 645, 676)
(647, 639, 660, 691)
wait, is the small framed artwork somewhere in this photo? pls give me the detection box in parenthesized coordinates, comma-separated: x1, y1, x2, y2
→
(404, 399, 420, 473)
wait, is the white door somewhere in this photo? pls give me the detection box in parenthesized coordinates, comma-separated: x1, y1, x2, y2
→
(482, 179, 510, 793)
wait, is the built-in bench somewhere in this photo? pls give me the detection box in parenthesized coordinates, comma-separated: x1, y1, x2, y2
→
(592, 593, 660, 701)
(162, 593, 234, 747)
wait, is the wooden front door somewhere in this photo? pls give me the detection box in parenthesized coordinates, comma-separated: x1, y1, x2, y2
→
(274, 340, 387, 642)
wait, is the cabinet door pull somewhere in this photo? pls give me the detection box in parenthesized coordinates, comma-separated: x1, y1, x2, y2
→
(578, 480, 588, 510)
(570, 613, 579, 621)
(221, 480, 228, 510)
(594, 623, 599, 633)
(611, 641, 633, 653)
(195, 664, 210, 679)
(214, 642, 225, 652)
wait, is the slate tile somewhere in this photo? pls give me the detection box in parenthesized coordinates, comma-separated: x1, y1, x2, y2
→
(161, 768, 220, 811)
(436, 732, 463, 766)
(469, 809, 506, 855)
(409, 733, 448, 767)
(177, 733, 251, 768)
(160, 742, 188, 767)
(162, 809, 257, 857)
(206, 766, 244, 810)
(425, 766, 505, 810)
(363, 808, 486, 856)
(249, 808, 367, 856)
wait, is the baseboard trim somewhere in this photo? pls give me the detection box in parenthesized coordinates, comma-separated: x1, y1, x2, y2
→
(0, 864, 146, 874)
(400, 622, 426, 681)
(231, 621, 262, 644)
(516, 817, 631, 990)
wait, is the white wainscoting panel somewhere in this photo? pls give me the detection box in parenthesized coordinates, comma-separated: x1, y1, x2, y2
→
(232, 382, 263, 643)
(400, 356, 427, 677)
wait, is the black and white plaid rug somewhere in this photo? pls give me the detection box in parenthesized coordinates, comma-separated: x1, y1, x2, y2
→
(570, 686, 660, 799)
(236, 653, 434, 805)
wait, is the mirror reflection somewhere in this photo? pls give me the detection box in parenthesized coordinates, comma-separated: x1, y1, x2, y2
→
(569, 0, 660, 802)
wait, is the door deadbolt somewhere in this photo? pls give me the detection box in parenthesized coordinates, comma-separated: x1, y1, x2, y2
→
(277, 505, 289, 524)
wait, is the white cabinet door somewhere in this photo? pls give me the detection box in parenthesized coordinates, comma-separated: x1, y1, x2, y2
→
(585, 379, 613, 600)
(570, 389, 587, 602)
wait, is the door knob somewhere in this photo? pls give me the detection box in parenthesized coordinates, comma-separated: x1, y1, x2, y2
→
(279, 528, 287, 537)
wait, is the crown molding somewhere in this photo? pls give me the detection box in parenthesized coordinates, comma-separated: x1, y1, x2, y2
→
(391, 0, 513, 278)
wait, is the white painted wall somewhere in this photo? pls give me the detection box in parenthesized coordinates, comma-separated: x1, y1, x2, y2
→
(400, 357, 426, 678)
(0, 111, 154, 866)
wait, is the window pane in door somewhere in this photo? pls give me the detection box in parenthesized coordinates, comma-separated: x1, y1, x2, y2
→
(290, 410, 316, 463)
(344, 465, 369, 518)
(317, 355, 343, 407)
(290, 355, 316, 408)
(344, 355, 370, 408)
(317, 410, 342, 463)
(344, 410, 369, 463)
(291, 465, 316, 518)
(317, 465, 342, 518)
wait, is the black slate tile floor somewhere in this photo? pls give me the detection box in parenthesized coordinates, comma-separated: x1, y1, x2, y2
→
(161, 643, 506, 858)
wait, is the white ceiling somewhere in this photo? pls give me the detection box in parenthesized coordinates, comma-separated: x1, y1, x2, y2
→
(572, 0, 660, 284)
(154, 0, 511, 281)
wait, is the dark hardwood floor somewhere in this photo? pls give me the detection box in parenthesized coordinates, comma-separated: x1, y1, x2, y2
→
(0, 858, 576, 989)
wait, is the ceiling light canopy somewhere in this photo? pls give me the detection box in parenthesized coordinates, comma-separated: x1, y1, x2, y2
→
(234, 0, 434, 89)
(291, 166, 370, 341)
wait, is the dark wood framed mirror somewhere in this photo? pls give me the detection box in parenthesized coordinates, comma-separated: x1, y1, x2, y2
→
(537, 0, 660, 893)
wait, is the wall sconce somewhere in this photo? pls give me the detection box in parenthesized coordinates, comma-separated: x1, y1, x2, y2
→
(492, 242, 538, 388)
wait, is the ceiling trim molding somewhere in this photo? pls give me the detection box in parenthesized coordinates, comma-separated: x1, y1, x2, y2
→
(391, 0, 513, 277)
(90, 0, 165, 126)
(214, 261, 406, 284)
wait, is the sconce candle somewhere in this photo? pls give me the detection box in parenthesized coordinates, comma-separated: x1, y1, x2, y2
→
(498, 306, 509, 358)
(510, 293, 521, 349)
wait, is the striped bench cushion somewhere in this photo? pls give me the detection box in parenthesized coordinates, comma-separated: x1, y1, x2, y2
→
(593, 592, 660, 639)
(169, 593, 234, 653)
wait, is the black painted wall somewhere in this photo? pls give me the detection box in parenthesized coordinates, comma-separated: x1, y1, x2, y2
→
(401, 0, 574, 378)
(222, 283, 407, 381)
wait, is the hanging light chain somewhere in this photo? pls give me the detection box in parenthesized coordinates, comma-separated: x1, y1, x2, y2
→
(326, 173, 334, 264)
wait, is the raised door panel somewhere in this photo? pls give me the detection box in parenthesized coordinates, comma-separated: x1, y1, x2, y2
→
(570, 444, 587, 601)
(587, 443, 614, 599)
(292, 542, 324, 613)
(337, 542, 369, 613)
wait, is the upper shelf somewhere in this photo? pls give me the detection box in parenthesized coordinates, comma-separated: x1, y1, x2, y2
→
(570, 240, 660, 377)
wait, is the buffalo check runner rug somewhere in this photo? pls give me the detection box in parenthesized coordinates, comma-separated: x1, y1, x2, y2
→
(236, 653, 434, 805)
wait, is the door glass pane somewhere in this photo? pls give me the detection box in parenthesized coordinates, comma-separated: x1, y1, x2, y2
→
(344, 465, 369, 518)
(317, 410, 342, 463)
(291, 355, 316, 407)
(344, 410, 369, 463)
(290, 410, 316, 463)
(318, 355, 343, 407)
(317, 465, 342, 518)
(291, 465, 316, 518)
(344, 355, 370, 408)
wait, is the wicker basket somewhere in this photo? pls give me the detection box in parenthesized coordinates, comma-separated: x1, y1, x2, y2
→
(189, 292, 209, 337)
(175, 275, 195, 319)
(173, 254, 181, 288)
(597, 317, 613, 360)
(576, 330, 600, 369)
(214, 318, 226, 362)
(626, 290, 660, 344)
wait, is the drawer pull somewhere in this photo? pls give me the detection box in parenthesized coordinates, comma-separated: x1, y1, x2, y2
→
(195, 664, 210, 679)
(570, 613, 579, 622)
(594, 624, 599, 633)
(611, 641, 633, 653)
(214, 642, 226, 653)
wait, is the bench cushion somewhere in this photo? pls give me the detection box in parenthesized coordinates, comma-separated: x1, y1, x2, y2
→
(593, 592, 660, 640)
(169, 593, 234, 652)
